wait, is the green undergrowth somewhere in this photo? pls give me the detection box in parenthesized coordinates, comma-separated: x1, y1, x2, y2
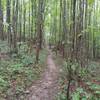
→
(0, 41, 47, 99)
(56, 59, 100, 100)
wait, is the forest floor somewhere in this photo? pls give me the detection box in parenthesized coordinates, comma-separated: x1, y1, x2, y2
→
(26, 49, 60, 100)
(0, 40, 100, 100)
(0, 40, 48, 100)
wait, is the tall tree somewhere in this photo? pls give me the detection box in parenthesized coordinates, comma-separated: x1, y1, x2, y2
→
(35, 0, 45, 63)
(6, 0, 12, 52)
(0, 0, 4, 40)
(12, 0, 18, 53)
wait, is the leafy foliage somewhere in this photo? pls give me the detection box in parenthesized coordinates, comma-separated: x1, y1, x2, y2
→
(0, 42, 47, 99)
(57, 59, 100, 100)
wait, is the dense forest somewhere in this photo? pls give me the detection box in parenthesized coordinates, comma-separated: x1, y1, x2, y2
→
(0, 0, 100, 100)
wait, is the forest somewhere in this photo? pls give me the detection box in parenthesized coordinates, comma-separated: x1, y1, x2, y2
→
(0, 0, 100, 100)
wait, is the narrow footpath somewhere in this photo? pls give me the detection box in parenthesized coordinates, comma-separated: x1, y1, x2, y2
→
(27, 49, 59, 100)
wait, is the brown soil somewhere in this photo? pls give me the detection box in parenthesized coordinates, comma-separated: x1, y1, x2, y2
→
(26, 50, 59, 100)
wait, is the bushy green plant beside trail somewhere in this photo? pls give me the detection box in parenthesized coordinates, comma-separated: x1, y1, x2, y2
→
(0, 41, 47, 99)
(56, 60, 100, 100)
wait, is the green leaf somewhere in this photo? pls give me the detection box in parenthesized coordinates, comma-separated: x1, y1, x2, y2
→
(72, 92, 80, 100)
(82, 97, 87, 100)
(95, 91, 100, 94)
(88, 0, 94, 5)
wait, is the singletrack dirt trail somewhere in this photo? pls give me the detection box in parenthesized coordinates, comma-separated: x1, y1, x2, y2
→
(27, 50, 59, 100)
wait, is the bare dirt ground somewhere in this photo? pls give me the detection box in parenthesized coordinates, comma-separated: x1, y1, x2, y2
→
(26, 50, 59, 100)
